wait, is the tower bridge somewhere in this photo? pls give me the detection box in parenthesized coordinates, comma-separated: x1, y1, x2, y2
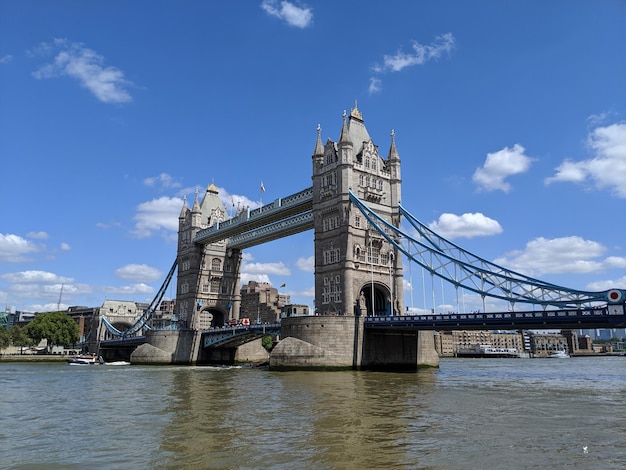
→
(101, 104, 626, 370)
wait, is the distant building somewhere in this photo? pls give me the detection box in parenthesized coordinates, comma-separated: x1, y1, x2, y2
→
(435, 330, 525, 357)
(281, 304, 311, 318)
(239, 281, 289, 323)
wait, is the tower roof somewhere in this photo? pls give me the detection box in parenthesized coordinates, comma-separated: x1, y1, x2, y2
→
(200, 180, 228, 224)
(343, 102, 372, 153)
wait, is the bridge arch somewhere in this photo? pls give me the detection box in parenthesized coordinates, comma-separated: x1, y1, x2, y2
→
(197, 307, 228, 329)
(358, 282, 390, 317)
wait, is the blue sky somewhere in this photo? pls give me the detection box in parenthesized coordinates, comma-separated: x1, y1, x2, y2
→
(1, 1, 625, 315)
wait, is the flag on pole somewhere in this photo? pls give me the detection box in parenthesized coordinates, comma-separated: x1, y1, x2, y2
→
(260, 181, 266, 193)
(280, 283, 286, 288)
(231, 196, 235, 207)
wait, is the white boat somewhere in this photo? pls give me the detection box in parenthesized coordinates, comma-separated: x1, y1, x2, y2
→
(548, 350, 570, 358)
(67, 355, 104, 365)
(456, 344, 521, 358)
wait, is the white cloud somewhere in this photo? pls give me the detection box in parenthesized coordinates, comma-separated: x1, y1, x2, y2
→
(132, 196, 183, 238)
(473, 144, 534, 192)
(102, 283, 154, 295)
(241, 261, 291, 276)
(0, 270, 74, 284)
(369, 33, 455, 95)
(545, 122, 626, 197)
(60, 243, 71, 251)
(32, 38, 133, 103)
(368, 77, 382, 94)
(0, 54, 13, 64)
(587, 275, 626, 291)
(296, 256, 314, 272)
(428, 213, 503, 239)
(377, 33, 455, 73)
(0, 234, 41, 262)
(144, 173, 182, 189)
(27, 231, 48, 240)
(493, 236, 617, 276)
(261, 1, 313, 28)
(115, 264, 162, 283)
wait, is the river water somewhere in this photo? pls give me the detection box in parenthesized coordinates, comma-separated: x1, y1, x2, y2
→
(1, 357, 625, 469)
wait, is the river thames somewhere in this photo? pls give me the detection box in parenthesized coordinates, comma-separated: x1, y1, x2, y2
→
(1, 356, 625, 469)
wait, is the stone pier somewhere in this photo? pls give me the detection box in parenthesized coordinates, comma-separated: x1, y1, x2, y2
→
(270, 316, 439, 371)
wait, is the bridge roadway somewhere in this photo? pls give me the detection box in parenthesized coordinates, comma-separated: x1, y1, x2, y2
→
(194, 187, 313, 247)
(365, 306, 625, 330)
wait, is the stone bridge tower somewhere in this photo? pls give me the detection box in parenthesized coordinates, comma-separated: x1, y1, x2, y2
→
(312, 105, 404, 318)
(176, 183, 242, 329)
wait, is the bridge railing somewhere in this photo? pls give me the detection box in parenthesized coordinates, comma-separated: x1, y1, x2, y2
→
(364, 306, 626, 329)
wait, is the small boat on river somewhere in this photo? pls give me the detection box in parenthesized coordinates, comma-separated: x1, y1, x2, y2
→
(547, 350, 570, 358)
(67, 354, 104, 365)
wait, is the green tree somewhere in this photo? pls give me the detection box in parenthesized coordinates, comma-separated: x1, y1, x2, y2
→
(0, 327, 10, 350)
(262, 335, 274, 351)
(11, 325, 33, 354)
(25, 311, 78, 351)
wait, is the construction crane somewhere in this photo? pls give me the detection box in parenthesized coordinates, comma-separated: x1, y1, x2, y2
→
(57, 283, 64, 311)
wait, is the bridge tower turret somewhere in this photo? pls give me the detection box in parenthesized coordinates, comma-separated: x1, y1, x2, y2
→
(176, 182, 241, 329)
(311, 104, 404, 318)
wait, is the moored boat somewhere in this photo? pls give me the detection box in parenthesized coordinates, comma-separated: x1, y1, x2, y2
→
(456, 344, 522, 358)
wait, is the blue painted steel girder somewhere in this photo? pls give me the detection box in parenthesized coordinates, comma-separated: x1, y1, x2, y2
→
(348, 190, 625, 308)
(202, 324, 281, 348)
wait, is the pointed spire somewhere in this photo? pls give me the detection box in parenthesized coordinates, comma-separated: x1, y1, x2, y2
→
(179, 195, 188, 219)
(339, 109, 352, 146)
(191, 188, 201, 213)
(313, 123, 324, 156)
(388, 129, 400, 162)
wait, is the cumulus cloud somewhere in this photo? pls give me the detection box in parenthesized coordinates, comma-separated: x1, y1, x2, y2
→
(0, 234, 41, 262)
(115, 264, 162, 283)
(60, 243, 71, 251)
(545, 122, 626, 197)
(493, 236, 626, 276)
(296, 255, 314, 272)
(31, 38, 133, 103)
(0, 270, 74, 284)
(102, 283, 154, 295)
(132, 196, 183, 238)
(369, 33, 454, 94)
(428, 213, 503, 239)
(473, 144, 534, 192)
(241, 261, 291, 276)
(261, 1, 313, 28)
(587, 275, 626, 291)
(0, 54, 13, 64)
